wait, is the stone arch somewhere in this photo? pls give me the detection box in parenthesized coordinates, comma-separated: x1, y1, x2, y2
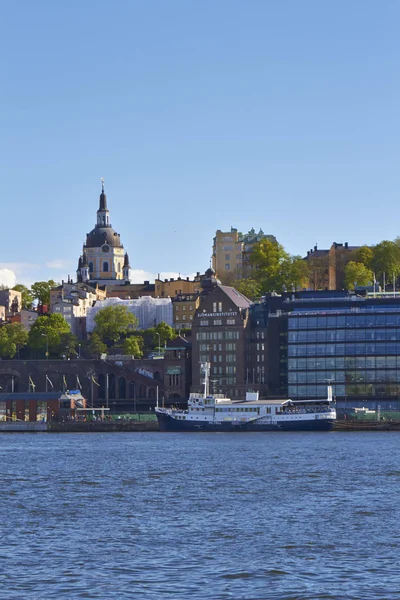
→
(109, 373, 116, 399)
(118, 377, 127, 399)
(148, 387, 156, 398)
(128, 381, 135, 398)
(103, 261, 109, 272)
(139, 384, 146, 398)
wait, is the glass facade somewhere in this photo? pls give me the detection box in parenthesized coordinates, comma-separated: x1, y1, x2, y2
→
(288, 306, 400, 401)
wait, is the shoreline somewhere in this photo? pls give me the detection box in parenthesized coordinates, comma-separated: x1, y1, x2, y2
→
(1, 420, 400, 432)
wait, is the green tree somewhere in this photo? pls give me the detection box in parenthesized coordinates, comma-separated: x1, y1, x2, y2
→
(344, 262, 373, 290)
(231, 278, 262, 300)
(28, 314, 70, 358)
(354, 245, 373, 268)
(93, 305, 139, 346)
(31, 280, 58, 306)
(371, 241, 400, 281)
(155, 321, 175, 347)
(250, 240, 309, 292)
(123, 336, 143, 357)
(13, 284, 34, 309)
(7, 323, 28, 358)
(88, 332, 107, 358)
(0, 326, 16, 359)
(54, 332, 78, 359)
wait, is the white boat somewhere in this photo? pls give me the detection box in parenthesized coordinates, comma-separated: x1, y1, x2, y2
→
(155, 363, 336, 432)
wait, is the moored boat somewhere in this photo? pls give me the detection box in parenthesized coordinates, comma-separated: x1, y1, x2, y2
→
(155, 363, 336, 432)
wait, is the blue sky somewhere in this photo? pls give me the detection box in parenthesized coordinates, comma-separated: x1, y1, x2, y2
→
(1, 1, 400, 286)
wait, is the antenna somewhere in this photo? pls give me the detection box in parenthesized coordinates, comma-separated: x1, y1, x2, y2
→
(101, 177, 105, 192)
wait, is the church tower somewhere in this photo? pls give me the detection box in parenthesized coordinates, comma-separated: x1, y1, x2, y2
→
(76, 180, 129, 285)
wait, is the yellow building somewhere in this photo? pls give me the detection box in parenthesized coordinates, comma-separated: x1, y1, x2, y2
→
(155, 273, 203, 298)
(212, 227, 276, 282)
(76, 181, 131, 286)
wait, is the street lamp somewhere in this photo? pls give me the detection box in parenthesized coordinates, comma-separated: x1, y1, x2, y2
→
(41, 332, 49, 360)
(156, 332, 161, 356)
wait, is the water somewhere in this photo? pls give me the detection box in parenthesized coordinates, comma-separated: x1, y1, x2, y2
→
(1, 431, 400, 599)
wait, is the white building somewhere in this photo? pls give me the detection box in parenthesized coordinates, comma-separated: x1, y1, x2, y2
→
(86, 296, 173, 333)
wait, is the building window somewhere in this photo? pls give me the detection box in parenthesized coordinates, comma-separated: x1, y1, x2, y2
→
(200, 320, 209, 326)
(89, 262, 94, 273)
(213, 319, 222, 325)
(218, 302, 222, 312)
(103, 262, 109, 272)
(213, 302, 217, 313)
(225, 264, 230, 270)
(225, 254, 230, 260)
(227, 319, 235, 325)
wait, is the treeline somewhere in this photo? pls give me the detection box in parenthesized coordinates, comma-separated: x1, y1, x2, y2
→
(224, 238, 400, 299)
(0, 304, 178, 361)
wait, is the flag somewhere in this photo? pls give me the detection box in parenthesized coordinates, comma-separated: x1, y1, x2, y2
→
(91, 375, 100, 387)
(76, 375, 82, 390)
(29, 376, 36, 390)
(46, 375, 54, 389)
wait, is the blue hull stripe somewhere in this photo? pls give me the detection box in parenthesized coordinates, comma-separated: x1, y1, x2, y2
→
(156, 413, 335, 432)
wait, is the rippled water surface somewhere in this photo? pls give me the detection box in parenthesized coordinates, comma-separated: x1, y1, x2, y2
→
(1, 431, 400, 599)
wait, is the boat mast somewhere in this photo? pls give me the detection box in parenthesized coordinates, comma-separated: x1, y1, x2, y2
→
(202, 362, 210, 398)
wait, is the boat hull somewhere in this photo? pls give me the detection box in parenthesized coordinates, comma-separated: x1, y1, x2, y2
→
(156, 412, 335, 432)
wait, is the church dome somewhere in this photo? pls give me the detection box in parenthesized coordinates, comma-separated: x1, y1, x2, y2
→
(85, 227, 122, 248)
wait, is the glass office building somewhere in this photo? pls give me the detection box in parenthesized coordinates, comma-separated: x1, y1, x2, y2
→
(287, 296, 400, 407)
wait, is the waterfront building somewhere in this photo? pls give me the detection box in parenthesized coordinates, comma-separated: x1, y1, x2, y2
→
(303, 242, 360, 291)
(0, 390, 86, 422)
(282, 291, 400, 409)
(76, 181, 131, 286)
(163, 335, 192, 400)
(212, 227, 276, 282)
(191, 269, 251, 397)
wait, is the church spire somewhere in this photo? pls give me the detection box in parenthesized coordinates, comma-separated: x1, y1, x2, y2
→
(97, 177, 110, 226)
(123, 252, 131, 283)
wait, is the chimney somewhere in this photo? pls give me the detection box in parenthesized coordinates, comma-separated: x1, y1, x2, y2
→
(314, 245, 317, 251)
(345, 242, 348, 249)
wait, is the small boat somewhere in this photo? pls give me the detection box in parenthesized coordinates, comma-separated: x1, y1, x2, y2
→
(155, 363, 336, 432)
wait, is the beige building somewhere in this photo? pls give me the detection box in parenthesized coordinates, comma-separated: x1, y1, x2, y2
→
(0, 289, 22, 316)
(155, 273, 203, 298)
(50, 282, 105, 338)
(212, 228, 276, 282)
(76, 181, 131, 286)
